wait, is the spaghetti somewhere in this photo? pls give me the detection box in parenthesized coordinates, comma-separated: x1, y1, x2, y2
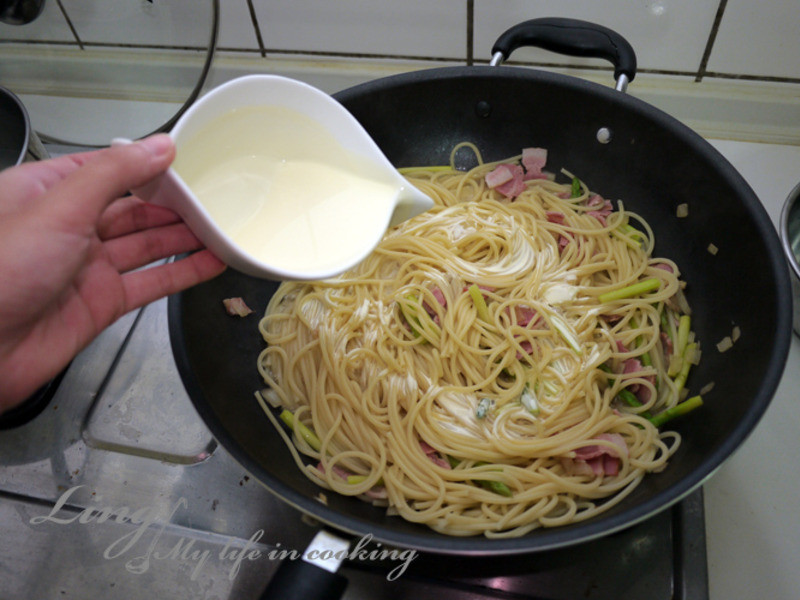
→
(256, 145, 701, 537)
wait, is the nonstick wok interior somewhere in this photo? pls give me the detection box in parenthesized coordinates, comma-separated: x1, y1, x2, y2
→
(169, 66, 791, 554)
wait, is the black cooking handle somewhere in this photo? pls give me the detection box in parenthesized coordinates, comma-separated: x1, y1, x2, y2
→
(258, 529, 350, 600)
(491, 17, 637, 83)
(259, 558, 347, 600)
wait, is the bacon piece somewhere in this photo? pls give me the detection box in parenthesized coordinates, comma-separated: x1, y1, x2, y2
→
(486, 163, 526, 199)
(617, 338, 663, 404)
(599, 432, 629, 457)
(602, 313, 624, 324)
(494, 164, 526, 199)
(485, 164, 515, 188)
(546, 212, 571, 253)
(623, 356, 645, 377)
(422, 286, 447, 325)
(223, 297, 254, 317)
(515, 305, 539, 328)
(560, 457, 595, 477)
(623, 357, 654, 402)
(603, 455, 620, 476)
(420, 440, 451, 469)
(430, 287, 447, 308)
(521, 147, 548, 179)
(617, 342, 656, 403)
(574, 433, 628, 461)
(318, 462, 387, 499)
(561, 456, 610, 477)
(585, 194, 606, 208)
(585, 194, 614, 226)
(316, 462, 350, 481)
(564, 433, 628, 477)
(661, 331, 674, 356)
(510, 305, 544, 358)
(419, 440, 436, 454)
(363, 486, 388, 500)
(516, 340, 534, 359)
(635, 378, 654, 403)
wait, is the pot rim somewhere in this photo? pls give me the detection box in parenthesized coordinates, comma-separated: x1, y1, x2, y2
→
(780, 180, 800, 280)
(169, 63, 794, 555)
(0, 85, 31, 167)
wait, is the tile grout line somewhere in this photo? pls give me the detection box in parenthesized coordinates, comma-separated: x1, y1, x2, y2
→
(4, 42, 800, 87)
(246, 0, 267, 58)
(466, 0, 474, 66)
(231, 47, 467, 64)
(54, 0, 83, 50)
(13, 37, 798, 86)
(696, 0, 728, 83)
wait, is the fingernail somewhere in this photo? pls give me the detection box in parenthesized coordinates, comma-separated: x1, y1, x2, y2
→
(138, 133, 174, 158)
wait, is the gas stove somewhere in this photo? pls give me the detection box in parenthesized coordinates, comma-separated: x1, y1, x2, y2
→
(3, 130, 800, 600)
(0, 291, 708, 599)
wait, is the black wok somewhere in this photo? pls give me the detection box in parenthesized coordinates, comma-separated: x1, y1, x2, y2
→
(168, 19, 792, 555)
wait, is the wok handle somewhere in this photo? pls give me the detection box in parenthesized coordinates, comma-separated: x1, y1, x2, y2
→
(490, 17, 637, 89)
(258, 529, 349, 600)
(258, 558, 348, 600)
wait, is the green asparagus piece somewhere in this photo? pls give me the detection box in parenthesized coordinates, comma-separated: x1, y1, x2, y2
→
(449, 456, 513, 497)
(477, 478, 514, 497)
(468, 284, 491, 323)
(400, 293, 425, 338)
(617, 388, 653, 419)
(279, 409, 322, 451)
(677, 315, 691, 356)
(648, 395, 703, 428)
(397, 165, 452, 173)
(571, 176, 582, 198)
(346, 475, 384, 486)
(474, 462, 513, 497)
(673, 342, 697, 396)
(598, 278, 661, 303)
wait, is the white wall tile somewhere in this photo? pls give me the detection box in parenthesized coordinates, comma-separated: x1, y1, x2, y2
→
(0, 0, 75, 42)
(218, 0, 261, 51)
(707, 0, 800, 79)
(473, 0, 719, 75)
(59, 0, 215, 47)
(251, 0, 467, 59)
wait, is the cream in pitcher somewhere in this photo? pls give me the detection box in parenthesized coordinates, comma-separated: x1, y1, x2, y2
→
(172, 105, 412, 276)
(125, 75, 432, 280)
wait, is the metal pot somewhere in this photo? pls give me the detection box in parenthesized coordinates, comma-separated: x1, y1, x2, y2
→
(780, 182, 800, 335)
(0, 85, 47, 169)
(0, 0, 44, 25)
(168, 19, 792, 559)
(0, 85, 53, 430)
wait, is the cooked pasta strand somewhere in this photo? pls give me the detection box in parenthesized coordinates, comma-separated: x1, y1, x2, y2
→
(256, 148, 694, 536)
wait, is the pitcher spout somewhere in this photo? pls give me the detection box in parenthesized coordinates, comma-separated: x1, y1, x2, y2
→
(388, 183, 434, 228)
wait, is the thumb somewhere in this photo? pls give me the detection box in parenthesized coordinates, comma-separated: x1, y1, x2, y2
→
(48, 134, 176, 225)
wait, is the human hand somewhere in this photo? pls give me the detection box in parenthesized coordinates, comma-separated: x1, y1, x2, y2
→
(0, 134, 226, 412)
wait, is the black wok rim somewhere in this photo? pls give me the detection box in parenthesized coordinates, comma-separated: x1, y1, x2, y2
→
(168, 65, 793, 555)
